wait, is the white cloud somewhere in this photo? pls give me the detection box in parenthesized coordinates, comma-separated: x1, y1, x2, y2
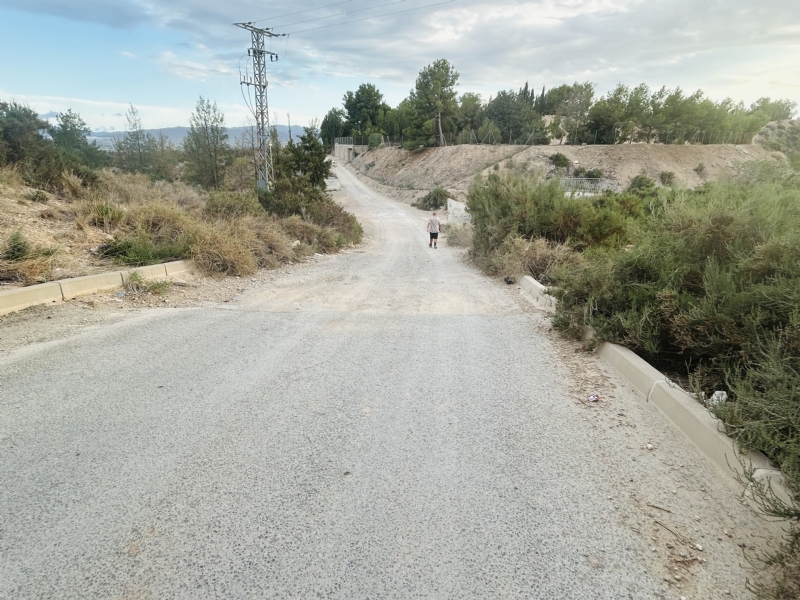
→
(156, 50, 233, 81)
(2, 0, 799, 116)
(0, 89, 189, 130)
(120, 51, 137, 58)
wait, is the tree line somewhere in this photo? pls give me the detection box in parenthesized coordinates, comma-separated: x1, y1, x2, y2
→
(1, 97, 330, 195)
(320, 59, 797, 150)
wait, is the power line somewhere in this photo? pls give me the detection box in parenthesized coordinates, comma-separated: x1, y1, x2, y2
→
(254, 0, 352, 23)
(282, 0, 456, 34)
(277, 0, 405, 28)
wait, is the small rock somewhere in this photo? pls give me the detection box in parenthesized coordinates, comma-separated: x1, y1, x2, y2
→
(587, 555, 603, 568)
(674, 574, 681, 581)
(738, 542, 746, 548)
(695, 543, 703, 551)
(646, 443, 654, 450)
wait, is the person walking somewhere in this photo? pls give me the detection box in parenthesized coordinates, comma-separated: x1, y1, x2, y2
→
(427, 212, 442, 249)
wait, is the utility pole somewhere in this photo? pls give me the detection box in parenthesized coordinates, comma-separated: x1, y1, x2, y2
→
(235, 22, 284, 192)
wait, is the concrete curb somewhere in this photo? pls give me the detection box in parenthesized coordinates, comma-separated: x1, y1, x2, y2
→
(518, 275, 556, 313)
(0, 282, 63, 316)
(0, 260, 194, 317)
(518, 273, 792, 504)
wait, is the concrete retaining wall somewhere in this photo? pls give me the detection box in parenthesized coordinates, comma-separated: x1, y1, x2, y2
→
(446, 198, 471, 224)
(0, 260, 194, 317)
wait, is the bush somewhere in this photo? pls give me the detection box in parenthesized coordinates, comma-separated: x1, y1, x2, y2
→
(467, 172, 637, 267)
(26, 190, 49, 203)
(627, 173, 657, 196)
(694, 162, 706, 176)
(368, 133, 382, 150)
(659, 170, 676, 185)
(412, 187, 450, 211)
(3, 230, 31, 260)
(549, 153, 570, 169)
(259, 177, 362, 246)
(586, 168, 603, 179)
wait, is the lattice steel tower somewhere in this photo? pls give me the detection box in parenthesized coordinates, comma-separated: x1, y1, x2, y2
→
(235, 22, 283, 192)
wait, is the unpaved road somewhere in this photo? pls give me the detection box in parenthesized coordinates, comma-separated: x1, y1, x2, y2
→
(0, 166, 771, 599)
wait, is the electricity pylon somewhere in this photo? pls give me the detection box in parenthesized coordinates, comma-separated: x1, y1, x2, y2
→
(235, 22, 283, 192)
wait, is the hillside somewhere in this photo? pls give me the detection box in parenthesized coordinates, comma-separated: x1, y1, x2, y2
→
(350, 143, 778, 202)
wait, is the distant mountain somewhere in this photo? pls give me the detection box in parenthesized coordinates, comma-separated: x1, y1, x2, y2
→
(88, 125, 296, 150)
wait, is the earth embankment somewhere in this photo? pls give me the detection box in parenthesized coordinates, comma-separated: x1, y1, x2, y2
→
(351, 143, 776, 201)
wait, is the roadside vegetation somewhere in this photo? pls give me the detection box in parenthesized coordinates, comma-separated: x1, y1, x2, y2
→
(1, 98, 361, 287)
(467, 160, 800, 597)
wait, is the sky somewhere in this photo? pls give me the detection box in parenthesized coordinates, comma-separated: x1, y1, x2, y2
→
(1, 0, 798, 132)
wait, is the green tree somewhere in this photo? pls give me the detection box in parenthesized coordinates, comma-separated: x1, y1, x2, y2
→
(284, 125, 331, 188)
(52, 109, 108, 169)
(113, 105, 158, 174)
(457, 92, 484, 132)
(556, 82, 594, 144)
(405, 59, 460, 148)
(320, 108, 346, 149)
(0, 101, 62, 188)
(183, 97, 230, 190)
(343, 83, 387, 135)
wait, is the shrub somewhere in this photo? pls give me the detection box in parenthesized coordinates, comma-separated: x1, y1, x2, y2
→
(586, 168, 603, 179)
(204, 191, 263, 219)
(659, 170, 676, 185)
(368, 133, 382, 150)
(259, 177, 362, 246)
(694, 162, 706, 176)
(412, 187, 450, 211)
(549, 153, 570, 169)
(3, 230, 31, 260)
(467, 172, 635, 266)
(26, 190, 49, 203)
(627, 173, 657, 196)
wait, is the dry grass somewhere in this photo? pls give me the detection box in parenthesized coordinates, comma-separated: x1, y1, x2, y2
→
(1, 167, 360, 286)
(445, 223, 473, 247)
(491, 236, 582, 284)
(0, 165, 24, 188)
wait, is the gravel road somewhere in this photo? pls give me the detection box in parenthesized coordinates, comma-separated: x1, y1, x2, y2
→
(1, 166, 762, 599)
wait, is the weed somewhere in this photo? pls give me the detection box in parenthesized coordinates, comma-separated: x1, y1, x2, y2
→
(660, 171, 676, 185)
(124, 271, 173, 295)
(694, 162, 707, 177)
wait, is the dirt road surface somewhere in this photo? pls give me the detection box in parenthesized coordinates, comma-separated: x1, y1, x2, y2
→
(0, 165, 773, 599)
